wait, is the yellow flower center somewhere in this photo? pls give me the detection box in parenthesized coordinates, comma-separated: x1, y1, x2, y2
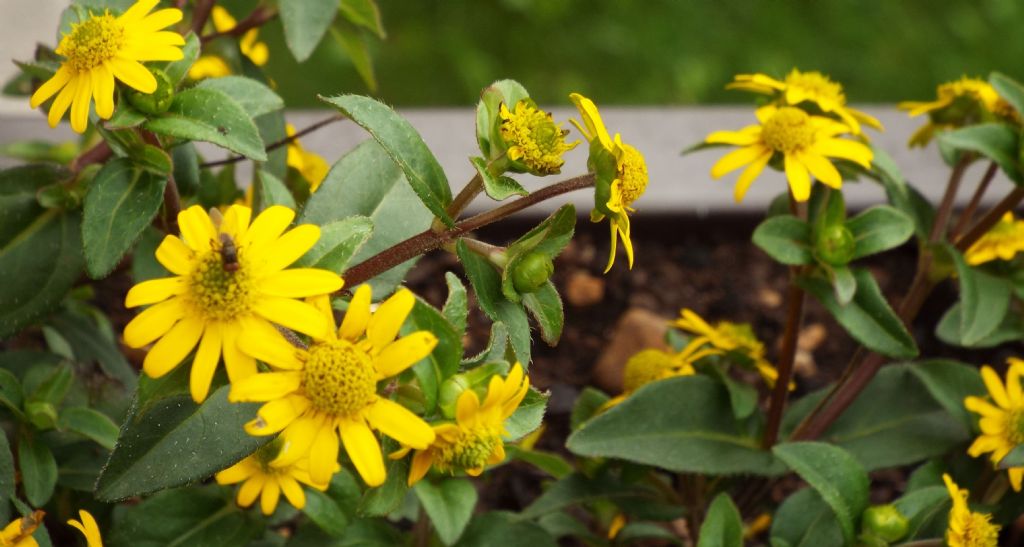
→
(59, 14, 126, 72)
(187, 237, 256, 321)
(500, 101, 575, 175)
(762, 107, 817, 154)
(1007, 408, 1024, 444)
(436, 427, 500, 472)
(616, 143, 648, 206)
(622, 349, 677, 392)
(786, 71, 846, 104)
(950, 511, 1000, 547)
(302, 339, 377, 416)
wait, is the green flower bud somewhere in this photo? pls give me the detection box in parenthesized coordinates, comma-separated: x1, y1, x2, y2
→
(511, 252, 554, 294)
(814, 224, 856, 266)
(26, 401, 58, 430)
(438, 374, 472, 419)
(861, 504, 909, 543)
(126, 68, 174, 115)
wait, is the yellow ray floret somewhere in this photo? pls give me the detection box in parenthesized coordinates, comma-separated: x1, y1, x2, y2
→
(67, 510, 103, 547)
(964, 359, 1024, 491)
(600, 340, 717, 410)
(706, 105, 872, 203)
(899, 77, 1012, 147)
(286, 123, 330, 192)
(0, 510, 44, 547)
(964, 212, 1024, 266)
(942, 474, 1000, 547)
(216, 438, 334, 515)
(673, 308, 786, 388)
(189, 6, 269, 80)
(123, 205, 343, 403)
(29, 0, 185, 133)
(230, 286, 438, 488)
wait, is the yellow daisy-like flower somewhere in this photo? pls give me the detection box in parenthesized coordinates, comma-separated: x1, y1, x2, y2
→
(601, 340, 718, 410)
(188, 6, 269, 80)
(942, 474, 1000, 547)
(230, 287, 438, 487)
(673, 309, 785, 388)
(706, 105, 873, 203)
(964, 359, 1024, 491)
(286, 124, 330, 193)
(216, 438, 334, 515)
(187, 56, 231, 80)
(0, 510, 43, 547)
(397, 363, 530, 485)
(499, 100, 578, 175)
(570, 93, 649, 272)
(964, 212, 1024, 266)
(29, 0, 185, 133)
(899, 77, 1010, 147)
(67, 510, 102, 547)
(727, 69, 883, 135)
(123, 204, 343, 403)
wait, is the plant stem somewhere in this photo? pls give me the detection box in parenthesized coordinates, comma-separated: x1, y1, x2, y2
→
(431, 172, 483, 232)
(70, 141, 112, 174)
(162, 173, 182, 236)
(191, 0, 215, 34)
(928, 155, 971, 242)
(200, 5, 277, 43)
(955, 186, 1024, 252)
(761, 281, 805, 447)
(199, 114, 346, 168)
(340, 173, 595, 287)
(950, 161, 998, 238)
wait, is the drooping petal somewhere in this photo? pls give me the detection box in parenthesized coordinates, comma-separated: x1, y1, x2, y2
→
(799, 152, 843, 189)
(189, 322, 223, 402)
(710, 145, 768, 179)
(70, 72, 93, 133)
(783, 154, 812, 202)
(142, 316, 204, 378)
(278, 474, 306, 509)
(812, 138, 873, 169)
(125, 277, 185, 308)
(123, 297, 187, 347)
(340, 418, 386, 487)
(237, 475, 265, 507)
(253, 298, 328, 339)
(236, 318, 305, 370)
(374, 332, 438, 379)
(30, 65, 73, 108)
(247, 395, 310, 435)
(46, 76, 78, 128)
(109, 57, 157, 93)
(569, 93, 613, 150)
(366, 289, 415, 350)
(732, 149, 773, 203)
(274, 416, 322, 464)
(92, 63, 116, 119)
(228, 371, 301, 402)
(260, 478, 281, 515)
(221, 321, 258, 381)
(408, 450, 433, 486)
(216, 458, 258, 484)
(309, 424, 340, 485)
(259, 269, 343, 298)
(366, 398, 435, 449)
(339, 285, 372, 341)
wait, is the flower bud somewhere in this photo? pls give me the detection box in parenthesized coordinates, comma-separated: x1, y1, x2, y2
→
(26, 401, 58, 430)
(438, 374, 472, 419)
(814, 224, 856, 266)
(126, 68, 175, 115)
(511, 252, 554, 294)
(861, 504, 909, 543)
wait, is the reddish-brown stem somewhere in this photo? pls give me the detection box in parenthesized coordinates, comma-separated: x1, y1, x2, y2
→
(955, 186, 1024, 252)
(199, 114, 346, 168)
(70, 141, 112, 174)
(951, 161, 998, 238)
(340, 174, 595, 287)
(928, 156, 971, 242)
(200, 5, 277, 43)
(191, 0, 215, 34)
(761, 281, 806, 447)
(162, 173, 182, 236)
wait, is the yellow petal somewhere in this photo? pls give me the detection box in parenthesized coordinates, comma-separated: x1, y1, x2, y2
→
(123, 297, 186, 347)
(568, 92, 613, 150)
(274, 416, 322, 465)
(784, 154, 812, 202)
(981, 366, 1010, 409)
(242, 205, 294, 248)
(30, 65, 72, 108)
(259, 269, 343, 298)
(374, 332, 438, 379)
(92, 63, 115, 119)
(46, 76, 78, 128)
(229, 371, 301, 402)
(189, 322, 223, 402)
(965, 396, 1004, 418)
(136, 8, 184, 33)
(237, 475, 264, 507)
(254, 297, 328, 339)
(278, 474, 306, 509)
(366, 289, 415, 350)
(142, 316, 204, 378)
(456, 389, 481, 425)
(110, 57, 157, 93)
(340, 418, 386, 487)
(710, 145, 767, 179)
(260, 477, 281, 515)
(221, 205, 252, 242)
(732, 149, 773, 203)
(812, 138, 873, 169)
(216, 458, 258, 484)
(366, 398, 435, 449)
(70, 72, 93, 133)
(236, 318, 305, 370)
(253, 224, 321, 274)
(125, 277, 184, 308)
(339, 285, 373, 341)
(408, 450, 433, 486)
(247, 395, 310, 435)
(177, 206, 216, 252)
(66, 510, 102, 547)
(705, 127, 761, 146)
(118, 0, 160, 24)
(799, 152, 843, 189)
(222, 321, 257, 382)
(309, 425, 340, 485)
(155, 235, 193, 275)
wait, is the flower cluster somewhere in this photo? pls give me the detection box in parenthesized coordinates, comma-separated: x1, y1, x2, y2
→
(673, 308, 784, 387)
(964, 359, 1024, 491)
(900, 77, 1017, 146)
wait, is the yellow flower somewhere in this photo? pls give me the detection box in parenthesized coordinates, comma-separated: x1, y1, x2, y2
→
(498, 100, 578, 175)
(398, 364, 531, 485)
(0, 510, 43, 547)
(67, 510, 102, 547)
(230, 287, 438, 487)
(706, 104, 872, 203)
(942, 474, 1000, 547)
(29, 0, 185, 133)
(600, 340, 717, 410)
(286, 124, 330, 192)
(570, 93, 649, 272)
(964, 212, 1024, 266)
(727, 70, 883, 135)
(673, 309, 785, 388)
(123, 205, 343, 403)
(900, 77, 1011, 147)
(189, 6, 268, 81)
(964, 359, 1024, 491)
(216, 438, 334, 515)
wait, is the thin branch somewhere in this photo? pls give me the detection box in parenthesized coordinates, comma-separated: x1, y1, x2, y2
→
(200, 5, 277, 43)
(199, 114, 346, 168)
(955, 186, 1024, 252)
(191, 0, 215, 35)
(70, 141, 112, 174)
(761, 282, 805, 447)
(951, 161, 998, 238)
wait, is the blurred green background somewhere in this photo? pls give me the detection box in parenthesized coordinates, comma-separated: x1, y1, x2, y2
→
(240, 0, 1024, 107)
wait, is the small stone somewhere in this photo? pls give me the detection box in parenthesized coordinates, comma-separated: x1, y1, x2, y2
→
(593, 308, 670, 392)
(566, 271, 605, 307)
(757, 287, 783, 308)
(798, 323, 827, 351)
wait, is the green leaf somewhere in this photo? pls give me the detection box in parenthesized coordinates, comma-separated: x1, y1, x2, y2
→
(415, 478, 478, 545)
(0, 369, 24, 419)
(253, 170, 296, 212)
(49, 309, 137, 390)
(145, 87, 267, 161)
(162, 31, 200, 85)
(706, 366, 757, 419)
(302, 140, 433, 294)
(867, 146, 935, 239)
(752, 215, 813, 265)
(294, 216, 373, 275)
(462, 322, 509, 368)
(470, 156, 527, 201)
(798, 268, 918, 359)
(0, 434, 14, 522)
(330, 23, 378, 92)
(522, 282, 563, 345)
(476, 80, 529, 158)
(405, 295, 462, 412)
(58, 407, 119, 450)
(18, 433, 57, 507)
(195, 76, 284, 118)
(502, 204, 575, 303)
(281, 0, 339, 62)
(302, 470, 360, 537)
(28, 362, 72, 405)
(82, 158, 167, 278)
(1000, 444, 1024, 469)
(505, 446, 572, 479)
(109, 485, 264, 547)
(457, 240, 531, 365)
(105, 105, 147, 129)
(518, 473, 656, 521)
(170, 143, 200, 196)
(943, 243, 1011, 345)
(0, 165, 67, 243)
(94, 385, 266, 501)
(458, 512, 557, 547)
(357, 451, 408, 516)
(442, 273, 468, 336)
(893, 485, 949, 540)
(990, 72, 1024, 120)
(827, 264, 856, 306)
(503, 387, 547, 441)
(567, 376, 782, 475)
(319, 95, 453, 225)
(770, 488, 844, 547)
(846, 206, 915, 259)
(936, 303, 1024, 348)
(697, 493, 743, 547)
(338, 0, 385, 38)
(130, 144, 173, 175)
(909, 360, 985, 430)
(938, 123, 1022, 183)
(772, 442, 869, 545)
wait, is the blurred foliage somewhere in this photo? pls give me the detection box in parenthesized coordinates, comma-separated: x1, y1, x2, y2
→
(245, 0, 1024, 107)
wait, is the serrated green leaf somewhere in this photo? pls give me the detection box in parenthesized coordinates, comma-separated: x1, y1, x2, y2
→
(281, 0, 339, 62)
(772, 442, 869, 544)
(105, 105, 147, 129)
(195, 76, 284, 118)
(504, 387, 547, 441)
(798, 268, 918, 359)
(405, 296, 462, 412)
(847, 206, 915, 259)
(59, 407, 119, 450)
(145, 87, 267, 161)
(522, 282, 563, 345)
(942, 243, 1011, 345)
(457, 240, 531, 365)
(697, 493, 743, 547)
(938, 123, 1022, 183)
(470, 156, 527, 201)
(18, 433, 57, 507)
(770, 488, 844, 547)
(162, 31, 200, 85)
(415, 478, 477, 545)
(302, 471, 360, 537)
(319, 95, 453, 225)
(294, 216, 373, 275)
(338, 0, 385, 38)
(752, 215, 813, 265)
(442, 273, 468, 337)
(109, 485, 264, 547)
(567, 376, 782, 475)
(82, 158, 167, 278)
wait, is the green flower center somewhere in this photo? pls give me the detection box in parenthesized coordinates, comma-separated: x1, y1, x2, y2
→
(1008, 408, 1024, 444)
(622, 349, 677, 392)
(187, 236, 256, 321)
(617, 143, 648, 206)
(60, 14, 126, 72)
(436, 428, 500, 472)
(500, 101, 575, 175)
(302, 339, 377, 417)
(762, 107, 816, 154)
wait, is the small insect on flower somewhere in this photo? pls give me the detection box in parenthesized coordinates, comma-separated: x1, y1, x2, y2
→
(218, 233, 240, 272)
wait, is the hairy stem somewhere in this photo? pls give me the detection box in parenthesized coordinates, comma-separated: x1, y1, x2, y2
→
(431, 172, 483, 232)
(199, 114, 346, 168)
